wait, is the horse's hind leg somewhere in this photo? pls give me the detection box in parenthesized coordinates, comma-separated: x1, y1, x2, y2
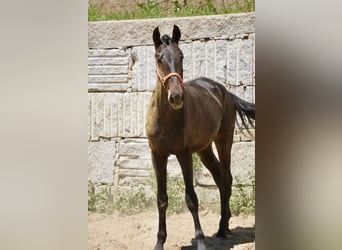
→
(151, 151, 168, 250)
(198, 144, 232, 237)
(197, 145, 221, 187)
(214, 131, 234, 238)
(176, 149, 206, 250)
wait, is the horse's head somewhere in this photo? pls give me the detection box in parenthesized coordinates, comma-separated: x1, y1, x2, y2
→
(153, 25, 184, 109)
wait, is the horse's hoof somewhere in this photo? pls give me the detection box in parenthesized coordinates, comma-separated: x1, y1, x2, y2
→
(197, 240, 207, 250)
(215, 231, 228, 239)
(153, 243, 164, 250)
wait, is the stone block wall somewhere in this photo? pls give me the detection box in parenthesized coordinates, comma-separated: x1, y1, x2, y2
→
(88, 13, 255, 196)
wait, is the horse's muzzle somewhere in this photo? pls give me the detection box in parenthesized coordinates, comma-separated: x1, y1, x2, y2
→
(168, 92, 184, 109)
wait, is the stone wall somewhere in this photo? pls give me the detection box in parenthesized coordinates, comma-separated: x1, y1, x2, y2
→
(88, 13, 255, 195)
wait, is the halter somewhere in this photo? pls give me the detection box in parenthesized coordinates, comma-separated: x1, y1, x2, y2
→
(156, 68, 184, 90)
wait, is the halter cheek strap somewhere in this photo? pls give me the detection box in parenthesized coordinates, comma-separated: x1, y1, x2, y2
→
(156, 68, 184, 90)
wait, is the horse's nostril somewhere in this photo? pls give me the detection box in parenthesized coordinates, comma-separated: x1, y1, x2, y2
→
(169, 96, 175, 104)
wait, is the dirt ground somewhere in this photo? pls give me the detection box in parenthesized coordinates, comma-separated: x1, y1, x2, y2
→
(88, 210, 255, 250)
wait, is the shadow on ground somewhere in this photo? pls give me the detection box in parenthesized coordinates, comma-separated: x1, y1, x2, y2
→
(181, 226, 255, 250)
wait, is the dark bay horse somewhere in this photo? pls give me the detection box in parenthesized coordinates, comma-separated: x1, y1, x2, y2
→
(145, 25, 255, 250)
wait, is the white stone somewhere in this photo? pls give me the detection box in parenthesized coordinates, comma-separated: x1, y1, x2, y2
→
(88, 75, 128, 83)
(193, 40, 205, 77)
(88, 13, 255, 48)
(88, 93, 151, 140)
(88, 65, 128, 75)
(88, 83, 128, 92)
(88, 49, 128, 57)
(205, 40, 215, 79)
(214, 40, 228, 84)
(195, 141, 255, 186)
(88, 57, 128, 66)
(88, 141, 116, 184)
(231, 141, 255, 184)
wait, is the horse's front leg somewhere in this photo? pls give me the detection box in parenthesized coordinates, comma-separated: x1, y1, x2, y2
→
(151, 151, 168, 250)
(176, 149, 206, 250)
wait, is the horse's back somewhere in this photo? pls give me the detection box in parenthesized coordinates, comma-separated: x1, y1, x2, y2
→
(185, 77, 226, 89)
(184, 77, 231, 113)
(183, 77, 231, 151)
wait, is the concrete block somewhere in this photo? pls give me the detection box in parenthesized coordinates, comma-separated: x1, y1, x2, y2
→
(181, 42, 193, 81)
(88, 92, 151, 140)
(238, 39, 254, 86)
(195, 186, 220, 204)
(115, 139, 182, 186)
(119, 169, 151, 178)
(88, 49, 128, 57)
(88, 48, 130, 92)
(214, 40, 228, 84)
(205, 40, 215, 79)
(167, 155, 182, 177)
(146, 46, 156, 90)
(227, 39, 239, 85)
(88, 75, 128, 83)
(131, 46, 157, 91)
(88, 83, 129, 92)
(88, 65, 128, 75)
(231, 141, 255, 184)
(235, 85, 246, 101)
(88, 141, 116, 184)
(196, 166, 216, 186)
(195, 141, 255, 186)
(193, 40, 205, 77)
(245, 85, 255, 104)
(88, 57, 128, 66)
(118, 139, 151, 156)
(116, 139, 181, 169)
(136, 46, 147, 90)
(88, 13, 255, 48)
(116, 139, 152, 172)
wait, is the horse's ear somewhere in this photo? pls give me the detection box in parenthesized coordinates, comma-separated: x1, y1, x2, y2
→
(153, 27, 162, 48)
(172, 25, 181, 44)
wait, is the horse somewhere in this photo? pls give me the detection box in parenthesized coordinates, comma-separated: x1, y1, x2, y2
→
(145, 25, 255, 250)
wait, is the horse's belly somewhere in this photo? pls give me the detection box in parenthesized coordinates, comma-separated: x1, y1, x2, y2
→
(191, 130, 218, 151)
(191, 141, 213, 153)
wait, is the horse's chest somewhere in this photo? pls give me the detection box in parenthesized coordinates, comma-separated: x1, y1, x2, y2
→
(146, 121, 184, 153)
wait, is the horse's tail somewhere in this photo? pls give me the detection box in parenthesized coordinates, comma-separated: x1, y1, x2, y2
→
(230, 93, 255, 133)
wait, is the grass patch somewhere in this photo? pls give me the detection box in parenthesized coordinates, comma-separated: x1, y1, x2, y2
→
(88, 0, 255, 21)
(88, 181, 114, 213)
(112, 187, 155, 213)
(88, 181, 154, 214)
(88, 168, 255, 216)
(230, 174, 255, 215)
(148, 173, 187, 214)
(167, 176, 187, 214)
